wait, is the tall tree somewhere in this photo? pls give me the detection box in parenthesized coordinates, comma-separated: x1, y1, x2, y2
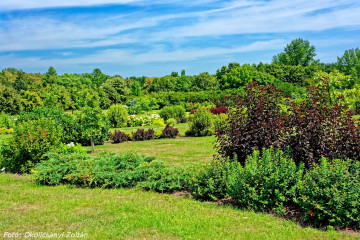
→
(337, 47, 360, 82)
(273, 38, 318, 66)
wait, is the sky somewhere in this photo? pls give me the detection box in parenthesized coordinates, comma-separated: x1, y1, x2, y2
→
(0, 0, 359, 77)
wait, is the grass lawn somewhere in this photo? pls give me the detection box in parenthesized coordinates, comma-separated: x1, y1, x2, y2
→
(89, 135, 216, 166)
(0, 174, 355, 240)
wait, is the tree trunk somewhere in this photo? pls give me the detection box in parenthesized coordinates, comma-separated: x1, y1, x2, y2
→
(91, 136, 95, 154)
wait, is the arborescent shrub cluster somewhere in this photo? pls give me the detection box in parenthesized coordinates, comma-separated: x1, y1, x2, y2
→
(216, 80, 360, 167)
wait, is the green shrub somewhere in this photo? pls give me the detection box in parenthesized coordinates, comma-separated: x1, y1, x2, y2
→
(0, 128, 13, 135)
(0, 118, 63, 173)
(188, 159, 235, 200)
(0, 112, 14, 129)
(186, 107, 213, 136)
(166, 118, 177, 126)
(228, 148, 304, 213)
(295, 158, 360, 228)
(154, 130, 163, 139)
(17, 107, 77, 144)
(152, 118, 165, 126)
(107, 104, 128, 128)
(74, 106, 110, 146)
(213, 113, 227, 134)
(32, 151, 189, 193)
(159, 105, 185, 121)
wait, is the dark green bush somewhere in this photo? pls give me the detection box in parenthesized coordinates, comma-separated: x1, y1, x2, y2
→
(228, 148, 304, 213)
(295, 158, 360, 228)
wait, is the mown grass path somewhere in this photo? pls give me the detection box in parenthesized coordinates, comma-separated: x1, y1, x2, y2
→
(0, 174, 356, 239)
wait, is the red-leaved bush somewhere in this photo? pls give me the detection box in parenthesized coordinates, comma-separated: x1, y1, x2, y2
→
(110, 130, 128, 143)
(216, 80, 360, 167)
(209, 106, 228, 115)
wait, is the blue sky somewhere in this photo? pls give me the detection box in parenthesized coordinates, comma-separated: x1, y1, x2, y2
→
(0, 0, 359, 77)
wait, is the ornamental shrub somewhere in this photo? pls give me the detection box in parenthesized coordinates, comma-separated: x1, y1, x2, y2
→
(159, 105, 185, 121)
(295, 158, 360, 228)
(109, 130, 128, 143)
(216, 80, 360, 167)
(0, 118, 63, 173)
(162, 124, 179, 138)
(209, 106, 228, 115)
(132, 128, 155, 141)
(107, 104, 128, 128)
(166, 118, 177, 126)
(186, 107, 214, 136)
(228, 148, 303, 213)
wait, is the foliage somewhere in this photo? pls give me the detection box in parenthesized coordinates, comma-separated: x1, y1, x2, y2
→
(75, 106, 110, 146)
(0, 118, 63, 173)
(216, 63, 275, 89)
(161, 124, 179, 138)
(109, 130, 129, 143)
(17, 107, 77, 144)
(132, 128, 155, 141)
(33, 151, 189, 193)
(209, 106, 227, 114)
(186, 107, 214, 137)
(166, 118, 177, 126)
(32, 152, 154, 187)
(295, 158, 360, 228)
(159, 105, 186, 121)
(213, 113, 227, 135)
(127, 114, 160, 127)
(152, 117, 165, 126)
(107, 104, 128, 128)
(0, 128, 14, 135)
(337, 47, 360, 81)
(228, 148, 303, 213)
(216, 82, 285, 164)
(217, 81, 360, 167)
(272, 38, 318, 66)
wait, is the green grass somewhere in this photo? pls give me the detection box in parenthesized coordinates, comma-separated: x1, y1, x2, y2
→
(90, 136, 216, 166)
(0, 174, 356, 240)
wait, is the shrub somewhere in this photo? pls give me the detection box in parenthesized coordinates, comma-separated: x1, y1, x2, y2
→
(166, 118, 177, 126)
(109, 130, 128, 143)
(0, 118, 63, 173)
(32, 152, 155, 187)
(154, 130, 163, 139)
(295, 158, 360, 228)
(188, 159, 235, 200)
(186, 107, 213, 136)
(209, 106, 228, 115)
(228, 148, 303, 213)
(216, 80, 360, 167)
(107, 104, 128, 128)
(32, 151, 189, 193)
(162, 124, 179, 138)
(0, 128, 13, 135)
(17, 107, 77, 144)
(213, 113, 227, 135)
(160, 105, 185, 121)
(132, 128, 155, 141)
(137, 164, 191, 193)
(152, 118, 165, 126)
(74, 106, 111, 146)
